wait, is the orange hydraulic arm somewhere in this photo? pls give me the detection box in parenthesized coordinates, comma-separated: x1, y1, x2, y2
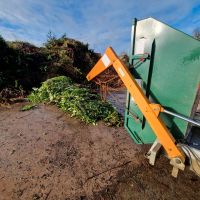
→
(86, 47, 185, 173)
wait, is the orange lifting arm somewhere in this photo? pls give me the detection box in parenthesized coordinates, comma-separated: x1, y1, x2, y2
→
(87, 47, 185, 162)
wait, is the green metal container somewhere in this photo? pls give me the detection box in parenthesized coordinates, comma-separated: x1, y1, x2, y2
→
(124, 17, 200, 144)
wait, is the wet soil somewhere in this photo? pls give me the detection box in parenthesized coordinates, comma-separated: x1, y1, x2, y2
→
(0, 103, 200, 200)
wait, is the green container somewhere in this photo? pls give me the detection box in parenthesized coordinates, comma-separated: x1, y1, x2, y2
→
(124, 17, 200, 144)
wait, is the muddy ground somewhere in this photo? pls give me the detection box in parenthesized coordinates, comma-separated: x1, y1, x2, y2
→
(0, 103, 200, 200)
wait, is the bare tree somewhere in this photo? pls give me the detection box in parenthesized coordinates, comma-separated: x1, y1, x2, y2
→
(193, 28, 200, 40)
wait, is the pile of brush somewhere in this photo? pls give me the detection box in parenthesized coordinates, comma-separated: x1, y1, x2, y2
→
(0, 34, 100, 94)
(28, 76, 121, 126)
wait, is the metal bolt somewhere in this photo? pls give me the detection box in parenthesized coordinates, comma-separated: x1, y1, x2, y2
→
(175, 158, 181, 164)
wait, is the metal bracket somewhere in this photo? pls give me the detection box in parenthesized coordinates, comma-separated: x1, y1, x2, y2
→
(145, 139, 162, 165)
(146, 139, 186, 178)
(170, 157, 185, 178)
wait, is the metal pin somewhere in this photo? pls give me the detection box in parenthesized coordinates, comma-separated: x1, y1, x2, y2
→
(163, 109, 200, 127)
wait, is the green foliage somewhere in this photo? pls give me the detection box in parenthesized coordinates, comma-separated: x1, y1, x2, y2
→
(21, 104, 37, 111)
(28, 76, 73, 103)
(28, 76, 121, 126)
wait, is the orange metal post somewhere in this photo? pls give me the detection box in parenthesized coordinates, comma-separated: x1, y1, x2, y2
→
(87, 47, 185, 162)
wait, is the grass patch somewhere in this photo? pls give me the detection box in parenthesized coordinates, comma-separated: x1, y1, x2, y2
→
(21, 104, 37, 111)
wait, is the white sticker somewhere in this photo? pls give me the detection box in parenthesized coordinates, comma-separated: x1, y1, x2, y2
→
(101, 54, 110, 67)
(118, 67, 125, 77)
(135, 38, 146, 54)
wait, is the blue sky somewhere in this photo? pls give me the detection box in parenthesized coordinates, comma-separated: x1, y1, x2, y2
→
(0, 0, 199, 53)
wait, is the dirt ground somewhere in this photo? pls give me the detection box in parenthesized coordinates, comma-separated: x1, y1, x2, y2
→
(0, 103, 200, 200)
